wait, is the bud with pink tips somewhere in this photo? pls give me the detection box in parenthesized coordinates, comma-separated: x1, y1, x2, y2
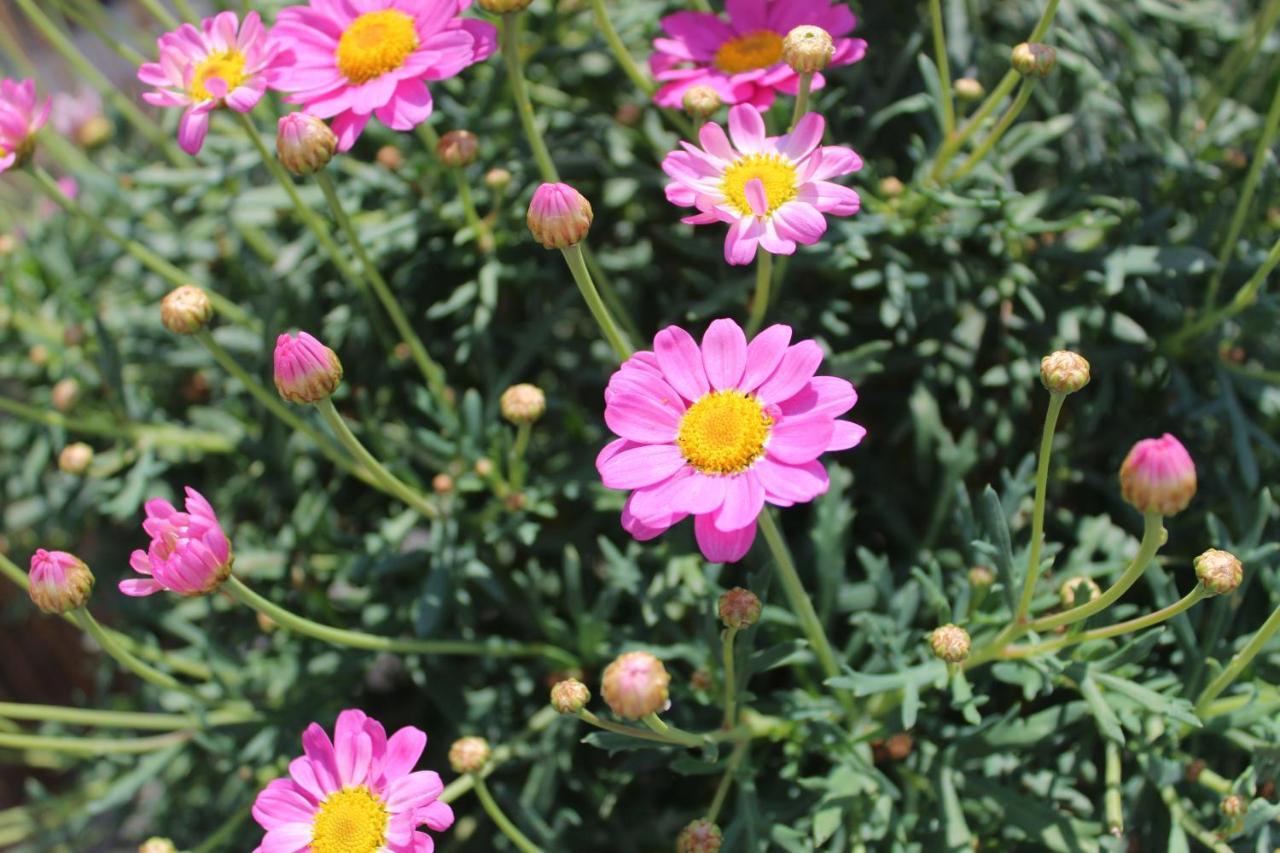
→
(1119, 434, 1197, 516)
(276, 113, 337, 176)
(527, 183, 594, 250)
(273, 331, 343, 404)
(0, 78, 51, 174)
(119, 487, 233, 597)
(601, 651, 671, 719)
(28, 549, 94, 614)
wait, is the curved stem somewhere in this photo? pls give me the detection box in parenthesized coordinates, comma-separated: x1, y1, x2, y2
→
(946, 80, 1037, 182)
(471, 775, 543, 853)
(1195, 602, 1280, 715)
(706, 740, 748, 824)
(0, 703, 257, 730)
(0, 729, 191, 756)
(928, 0, 955, 136)
(74, 611, 205, 704)
(641, 712, 705, 747)
(1005, 585, 1207, 659)
(1167, 234, 1280, 350)
(502, 13, 560, 183)
(1015, 392, 1066, 622)
(721, 627, 739, 728)
(560, 244, 633, 361)
(224, 575, 577, 667)
(744, 251, 775, 338)
(575, 710, 693, 745)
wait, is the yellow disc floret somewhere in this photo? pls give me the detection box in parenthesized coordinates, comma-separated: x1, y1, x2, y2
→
(677, 390, 772, 475)
(714, 30, 785, 74)
(721, 153, 799, 218)
(337, 10, 420, 84)
(190, 51, 247, 101)
(311, 787, 389, 853)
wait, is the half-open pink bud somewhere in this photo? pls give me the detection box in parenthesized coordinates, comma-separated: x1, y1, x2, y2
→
(601, 651, 670, 719)
(527, 183, 593, 250)
(28, 549, 94, 613)
(273, 331, 343, 404)
(1119, 434, 1196, 516)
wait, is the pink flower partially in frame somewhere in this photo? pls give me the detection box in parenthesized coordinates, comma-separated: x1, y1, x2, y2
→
(0, 78, 51, 174)
(597, 318, 864, 563)
(650, 0, 866, 110)
(119, 487, 233, 597)
(663, 104, 861, 265)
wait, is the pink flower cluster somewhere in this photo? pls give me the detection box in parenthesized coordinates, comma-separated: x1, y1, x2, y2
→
(0, 78, 50, 174)
(119, 487, 233, 597)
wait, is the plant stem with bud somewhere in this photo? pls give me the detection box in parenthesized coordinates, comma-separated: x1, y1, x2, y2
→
(1015, 392, 1065, 623)
(470, 775, 543, 853)
(502, 13, 560, 183)
(706, 740, 749, 824)
(74, 610, 206, 704)
(790, 73, 814, 132)
(946, 79, 1037, 182)
(560, 244, 634, 360)
(1195, 602, 1280, 716)
(721, 626, 740, 728)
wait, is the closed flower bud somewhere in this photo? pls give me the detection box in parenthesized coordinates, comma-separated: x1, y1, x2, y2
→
(76, 115, 112, 149)
(1194, 549, 1242, 596)
(682, 85, 722, 120)
(1059, 576, 1102, 608)
(376, 145, 405, 171)
(51, 377, 81, 412)
(930, 624, 970, 663)
(1220, 794, 1246, 819)
(448, 736, 491, 774)
(968, 565, 995, 588)
(676, 819, 723, 853)
(527, 183, 593, 249)
(601, 651, 670, 719)
(139, 839, 178, 853)
(477, 0, 534, 12)
(437, 130, 478, 167)
(28, 549, 94, 614)
(1040, 350, 1091, 395)
(160, 285, 213, 335)
(550, 678, 591, 714)
(58, 442, 94, 475)
(782, 25, 835, 74)
(276, 113, 337, 176)
(878, 176, 905, 198)
(432, 473, 454, 495)
(1011, 42, 1057, 77)
(500, 383, 546, 424)
(718, 587, 761, 629)
(954, 77, 985, 101)
(485, 167, 513, 190)
(474, 457, 495, 477)
(273, 331, 343, 404)
(1119, 434, 1197, 516)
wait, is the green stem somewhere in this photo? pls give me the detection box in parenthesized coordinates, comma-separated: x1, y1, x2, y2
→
(789, 73, 814, 132)
(471, 775, 543, 853)
(575, 710, 694, 746)
(744, 251, 775, 338)
(946, 80, 1037, 182)
(502, 13, 560, 183)
(59, 0, 149, 66)
(313, 170, 455, 414)
(0, 703, 256, 730)
(1167, 233, 1280, 350)
(1195, 602, 1280, 715)
(509, 421, 532, 490)
(135, 0, 178, 27)
(560, 244, 633, 361)
(1015, 392, 1065, 622)
(706, 740, 749, 824)
(0, 394, 235, 453)
(641, 713, 705, 747)
(0, 729, 192, 756)
(169, 0, 197, 22)
(315, 398, 439, 519)
(73, 611, 205, 704)
(1205, 79, 1280, 309)
(1154, 777, 1233, 853)
(1199, 0, 1280, 126)
(224, 575, 576, 666)
(721, 627, 739, 728)
(928, 0, 956, 137)
(1005, 585, 1208, 659)
(453, 171, 493, 250)
(439, 707, 559, 804)
(1105, 740, 1124, 837)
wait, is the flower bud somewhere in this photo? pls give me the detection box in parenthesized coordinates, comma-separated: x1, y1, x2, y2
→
(160, 285, 213, 335)
(878, 176, 905, 198)
(550, 678, 591, 714)
(1220, 794, 1246, 819)
(432, 473, 454, 495)
(601, 651, 670, 719)
(58, 442, 94, 475)
(968, 565, 995, 588)
(273, 331, 343, 404)
(782, 26, 834, 74)
(930, 624, 970, 663)
(276, 113, 337, 176)
(139, 839, 178, 853)
(500, 383, 546, 424)
(1011, 42, 1057, 77)
(376, 145, 405, 171)
(1194, 549, 1242, 596)
(527, 183, 593, 249)
(676, 819, 723, 853)
(51, 377, 81, 413)
(485, 167, 513, 190)
(718, 587, 761, 629)
(1059, 576, 1102, 608)
(954, 77, 985, 101)
(682, 85, 722, 120)
(1119, 434, 1196, 516)
(448, 736, 491, 774)
(474, 457, 495, 477)
(28, 549, 94, 614)
(76, 115, 112, 149)
(437, 130, 478, 167)
(1040, 350, 1091, 395)
(477, 0, 534, 12)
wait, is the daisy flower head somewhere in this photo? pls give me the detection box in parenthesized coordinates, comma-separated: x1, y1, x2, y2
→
(251, 709, 454, 853)
(268, 0, 498, 152)
(138, 12, 288, 155)
(0, 78, 51, 174)
(650, 0, 866, 110)
(597, 318, 865, 563)
(663, 104, 861, 265)
(119, 487, 233, 597)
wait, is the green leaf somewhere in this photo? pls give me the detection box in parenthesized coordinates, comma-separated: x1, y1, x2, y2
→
(1080, 675, 1124, 743)
(1092, 672, 1201, 729)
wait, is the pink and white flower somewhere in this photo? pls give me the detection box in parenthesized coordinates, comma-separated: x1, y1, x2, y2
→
(663, 104, 861, 265)
(268, 0, 497, 152)
(138, 11, 288, 155)
(251, 709, 454, 853)
(0, 78, 51, 173)
(650, 0, 866, 110)
(119, 487, 233, 597)
(597, 318, 865, 563)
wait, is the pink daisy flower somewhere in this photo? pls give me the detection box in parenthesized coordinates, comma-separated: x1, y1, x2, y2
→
(597, 318, 865, 563)
(663, 104, 861, 265)
(119, 486, 233, 597)
(137, 11, 288, 155)
(650, 0, 866, 110)
(251, 709, 454, 853)
(0, 78, 51, 174)
(268, 0, 498, 152)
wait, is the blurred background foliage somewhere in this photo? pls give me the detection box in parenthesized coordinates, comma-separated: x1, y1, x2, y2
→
(1, 0, 1279, 849)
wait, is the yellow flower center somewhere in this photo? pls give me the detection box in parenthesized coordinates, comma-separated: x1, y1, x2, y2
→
(721, 153, 799, 218)
(189, 50, 247, 101)
(310, 786, 389, 853)
(714, 30, 784, 74)
(336, 10, 420, 84)
(676, 390, 773, 475)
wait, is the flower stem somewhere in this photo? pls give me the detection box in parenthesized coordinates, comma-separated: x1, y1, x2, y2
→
(0, 393, 235, 453)
(0, 703, 257, 730)
(439, 706, 559, 804)
(0, 729, 192, 756)
(1199, 0, 1280, 126)
(745, 251, 775, 338)
(224, 575, 577, 667)
(560, 244, 634, 361)
(470, 774, 543, 853)
(1169, 232, 1280, 350)
(946, 79, 1037, 182)
(502, 13, 560, 183)
(928, 0, 955, 137)
(1105, 740, 1124, 837)
(790, 73, 814, 132)
(134, 0, 178, 27)
(509, 421, 533, 490)
(1195, 601, 1280, 716)
(721, 627, 739, 728)
(1015, 392, 1065, 623)
(74, 610, 205, 704)
(575, 710, 694, 746)
(706, 740, 748, 824)
(641, 713, 706, 747)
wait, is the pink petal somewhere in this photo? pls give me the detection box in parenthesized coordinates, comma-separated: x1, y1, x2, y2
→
(176, 108, 209, 155)
(259, 823, 312, 853)
(605, 394, 682, 443)
(384, 770, 444, 812)
(777, 112, 825, 161)
(757, 457, 829, 504)
(253, 780, 315, 829)
(654, 326, 710, 402)
(301, 723, 341, 794)
(828, 420, 867, 451)
(701, 319, 748, 390)
(418, 800, 455, 831)
(621, 495, 686, 541)
(779, 376, 857, 418)
(742, 325, 793, 390)
(118, 578, 162, 597)
(598, 444, 688, 490)
(768, 416, 836, 464)
(756, 340, 824, 404)
(695, 513, 757, 563)
(744, 178, 769, 217)
(715, 471, 765, 531)
(383, 727, 427, 781)
(727, 104, 766, 154)
(287, 757, 328, 803)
